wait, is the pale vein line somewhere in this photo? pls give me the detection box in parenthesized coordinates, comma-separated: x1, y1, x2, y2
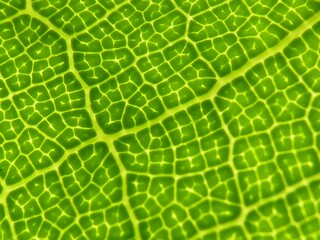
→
(109, 13, 320, 141)
(24, 3, 143, 238)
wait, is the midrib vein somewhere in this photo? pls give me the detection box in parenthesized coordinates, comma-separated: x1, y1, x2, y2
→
(110, 13, 320, 140)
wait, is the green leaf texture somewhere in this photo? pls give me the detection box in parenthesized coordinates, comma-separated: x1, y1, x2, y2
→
(0, 0, 319, 239)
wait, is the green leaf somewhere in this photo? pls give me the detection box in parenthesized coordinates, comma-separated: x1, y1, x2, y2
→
(0, 0, 319, 239)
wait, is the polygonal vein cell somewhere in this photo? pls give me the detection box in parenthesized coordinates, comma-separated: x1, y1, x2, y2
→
(114, 100, 230, 174)
(1, 128, 64, 186)
(32, 0, 108, 35)
(0, 0, 25, 21)
(215, 25, 320, 208)
(0, 15, 69, 93)
(113, 100, 242, 238)
(72, 9, 216, 134)
(5, 142, 134, 240)
(189, 0, 318, 76)
(87, 47, 216, 133)
(12, 73, 97, 149)
(245, 181, 320, 239)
